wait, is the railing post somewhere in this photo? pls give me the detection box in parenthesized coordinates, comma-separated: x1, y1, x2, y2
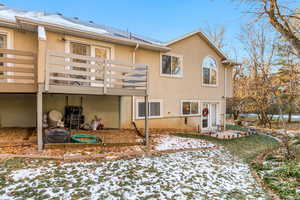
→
(146, 65, 149, 96)
(44, 51, 49, 91)
(34, 53, 38, 90)
(144, 94, 149, 152)
(103, 60, 107, 94)
(37, 85, 43, 152)
(37, 35, 47, 88)
(144, 65, 150, 153)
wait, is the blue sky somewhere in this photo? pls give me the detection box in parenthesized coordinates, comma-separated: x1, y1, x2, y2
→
(0, 0, 249, 44)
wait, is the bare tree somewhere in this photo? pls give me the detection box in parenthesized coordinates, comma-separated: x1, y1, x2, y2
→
(238, 0, 300, 57)
(275, 39, 300, 122)
(238, 23, 278, 127)
(202, 23, 227, 50)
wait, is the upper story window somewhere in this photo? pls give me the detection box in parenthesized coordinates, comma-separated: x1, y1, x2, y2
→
(161, 54, 183, 77)
(0, 34, 7, 68)
(202, 56, 217, 86)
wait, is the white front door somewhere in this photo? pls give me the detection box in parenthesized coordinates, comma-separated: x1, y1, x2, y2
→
(202, 103, 218, 130)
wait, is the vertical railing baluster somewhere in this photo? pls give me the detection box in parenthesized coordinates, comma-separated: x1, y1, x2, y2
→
(109, 61, 112, 89)
(44, 51, 50, 91)
(146, 65, 149, 95)
(103, 59, 107, 94)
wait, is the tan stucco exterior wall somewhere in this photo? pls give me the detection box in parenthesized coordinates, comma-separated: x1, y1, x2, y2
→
(14, 30, 38, 53)
(41, 31, 231, 130)
(0, 94, 36, 127)
(44, 94, 120, 128)
(0, 26, 38, 52)
(0, 26, 232, 130)
(130, 34, 230, 130)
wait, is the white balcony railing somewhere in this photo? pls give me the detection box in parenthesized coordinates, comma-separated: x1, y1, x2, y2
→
(45, 50, 148, 96)
(0, 48, 37, 92)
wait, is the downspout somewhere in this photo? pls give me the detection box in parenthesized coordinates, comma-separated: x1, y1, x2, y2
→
(224, 67, 227, 131)
(131, 43, 140, 122)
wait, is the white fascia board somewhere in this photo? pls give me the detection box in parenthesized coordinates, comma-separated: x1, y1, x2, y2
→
(15, 16, 170, 52)
(164, 29, 229, 60)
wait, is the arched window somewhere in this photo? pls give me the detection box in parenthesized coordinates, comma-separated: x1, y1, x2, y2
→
(202, 56, 217, 85)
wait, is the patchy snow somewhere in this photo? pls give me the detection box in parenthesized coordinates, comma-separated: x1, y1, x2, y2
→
(154, 135, 215, 151)
(10, 168, 42, 181)
(0, 149, 267, 199)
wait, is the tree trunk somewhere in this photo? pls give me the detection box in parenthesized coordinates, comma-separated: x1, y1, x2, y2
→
(233, 110, 239, 120)
(288, 111, 292, 123)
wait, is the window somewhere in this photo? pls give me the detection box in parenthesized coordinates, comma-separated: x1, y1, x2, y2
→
(70, 42, 90, 85)
(181, 101, 199, 116)
(202, 56, 217, 85)
(161, 54, 182, 77)
(93, 46, 111, 81)
(0, 34, 7, 68)
(136, 100, 162, 118)
(0, 30, 13, 83)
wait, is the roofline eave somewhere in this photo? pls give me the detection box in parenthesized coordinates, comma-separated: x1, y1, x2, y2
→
(164, 30, 228, 60)
(3, 16, 170, 52)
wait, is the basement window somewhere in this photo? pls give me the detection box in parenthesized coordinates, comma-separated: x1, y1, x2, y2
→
(161, 54, 183, 77)
(181, 100, 199, 116)
(136, 99, 163, 119)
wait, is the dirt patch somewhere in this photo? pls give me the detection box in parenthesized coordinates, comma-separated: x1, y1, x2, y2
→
(0, 128, 36, 144)
(0, 133, 219, 161)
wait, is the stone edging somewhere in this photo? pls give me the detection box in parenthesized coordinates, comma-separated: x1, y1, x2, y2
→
(249, 147, 281, 200)
(0, 145, 218, 161)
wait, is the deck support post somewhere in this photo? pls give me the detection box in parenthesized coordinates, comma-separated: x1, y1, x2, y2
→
(144, 95, 149, 153)
(37, 86, 43, 152)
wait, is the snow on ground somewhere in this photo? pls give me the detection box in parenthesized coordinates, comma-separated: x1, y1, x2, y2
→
(154, 135, 215, 151)
(0, 148, 267, 200)
(10, 168, 42, 181)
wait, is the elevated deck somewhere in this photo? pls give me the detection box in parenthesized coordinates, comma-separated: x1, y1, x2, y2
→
(44, 51, 149, 96)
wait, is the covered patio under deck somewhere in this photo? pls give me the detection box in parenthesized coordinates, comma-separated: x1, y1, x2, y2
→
(37, 50, 150, 151)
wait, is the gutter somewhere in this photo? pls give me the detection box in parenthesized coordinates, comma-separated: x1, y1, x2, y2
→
(13, 16, 170, 52)
(132, 43, 140, 122)
(222, 59, 241, 66)
(224, 67, 227, 131)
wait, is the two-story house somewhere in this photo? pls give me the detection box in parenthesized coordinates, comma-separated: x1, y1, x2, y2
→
(0, 5, 235, 150)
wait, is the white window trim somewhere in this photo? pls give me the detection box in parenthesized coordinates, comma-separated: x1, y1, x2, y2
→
(64, 36, 115, 59)
(160, 53, 183, 78)
(0, 29, 13, 49)
(180, 100, 200, 116)
(202, 55, 218, 87)
(135, 99, 163, 119)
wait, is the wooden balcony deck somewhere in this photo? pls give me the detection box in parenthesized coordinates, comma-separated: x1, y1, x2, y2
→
(44, 51, 149, 96)
(0, 48, 37, 93)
